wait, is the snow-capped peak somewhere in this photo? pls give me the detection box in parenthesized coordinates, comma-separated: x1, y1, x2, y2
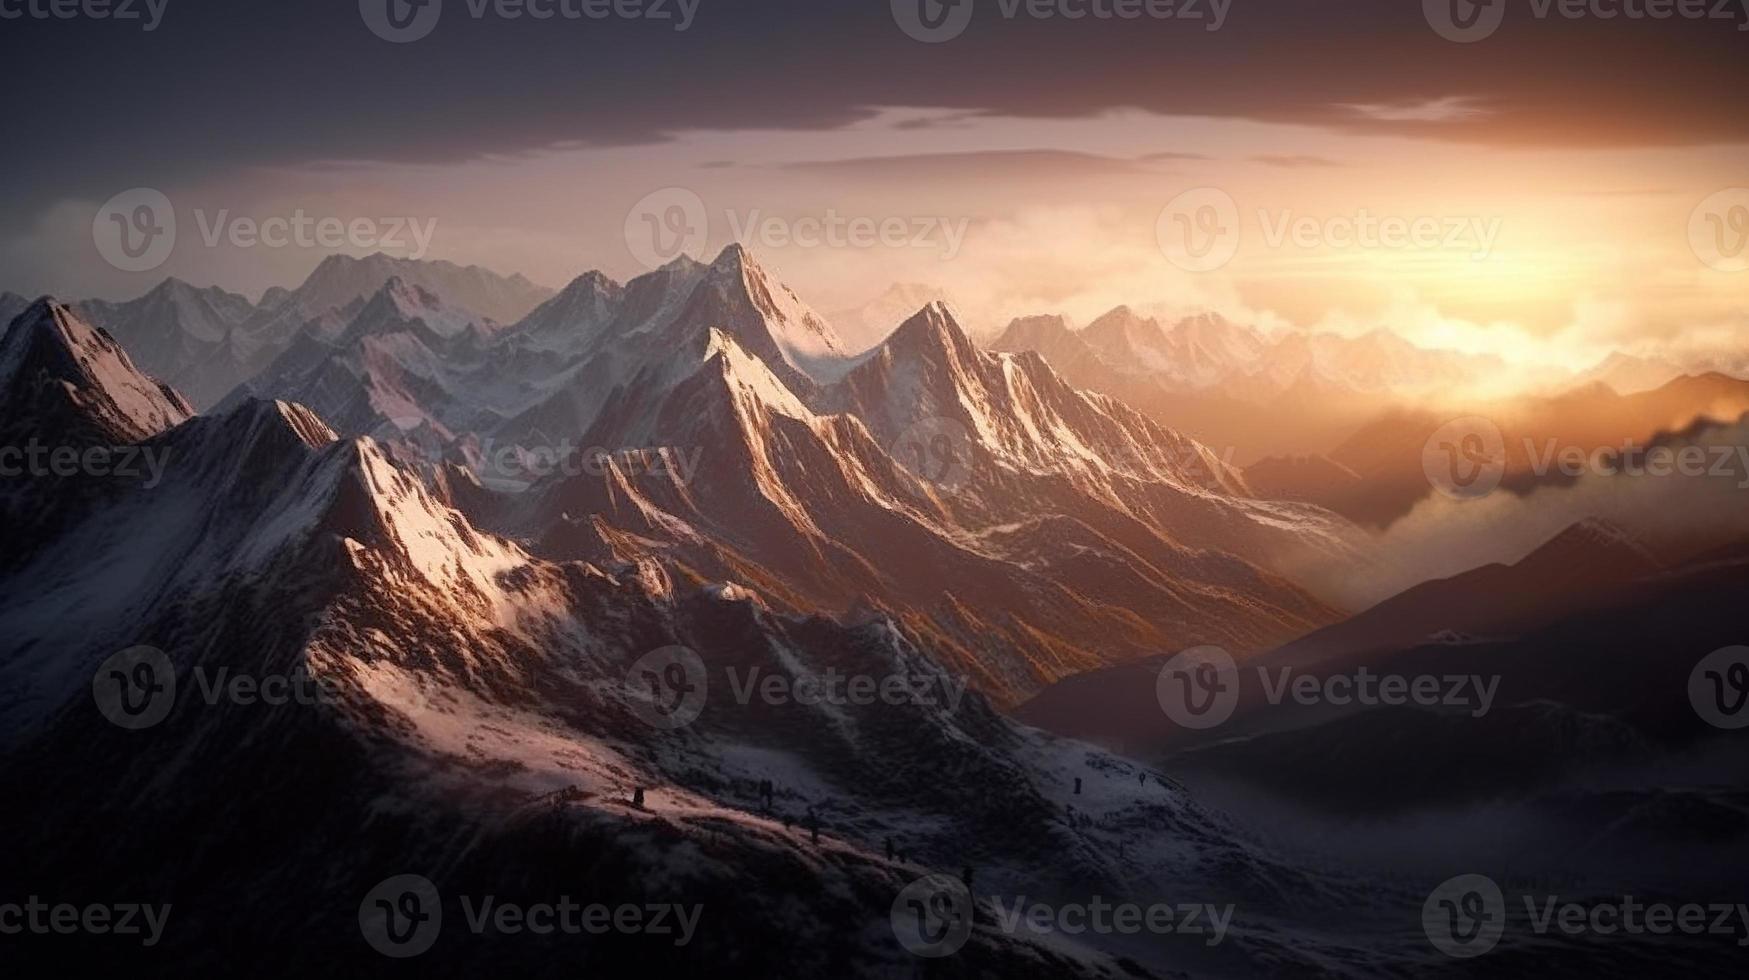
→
(887, 301, 975, 355)
(0, 297, 194, 443)
(659, 252, 707, 277)
(504, 270, 625, 353)
(698, 326, 816, 422)
(826, 299, 1243, 494)
(670, 245, 852, 387)
(351, 276, 482, 339)
(140, 276, 247, 313)
(283, 252, 554, 327)
(993, 314, 1076, 349)
(167, 396, 337, 456)
(709, 241, 753, 273)
(1083, 306, 1173, 369)
(376, 276, 445, 315)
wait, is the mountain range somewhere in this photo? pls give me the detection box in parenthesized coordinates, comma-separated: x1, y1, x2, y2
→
(215, 246, 1364, 707)
(1016, 509, 1749, 891)
(67, 255, 554, 411)
(5, 249, 1745, 976)
(0, 287, 1415, 978)
(987, 308, 1511, 465)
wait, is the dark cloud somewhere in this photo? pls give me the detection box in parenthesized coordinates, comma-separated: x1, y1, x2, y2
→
(889, 111, 995, 131)
(1, 0, 1744, 231)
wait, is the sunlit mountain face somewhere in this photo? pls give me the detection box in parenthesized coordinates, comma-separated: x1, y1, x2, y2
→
(3, 3, 1747, 977)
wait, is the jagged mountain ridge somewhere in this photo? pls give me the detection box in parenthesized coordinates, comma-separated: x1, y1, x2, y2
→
(988, 308, 1513, 466)
(230, 247, 1370, 705)
(511, 278, 1362, 706)
(993, 306, 1501, 400)
(254, 251, 553, 329)
(73, 278, 257, 408)
(57, 255, 554, 412)
(3, 275, 1730, 977)
(219, 276, 504, 439)
(0, 298, 194, 447)
(1152, 530, 1749, 861)
(236, 248, 850, 459)
(0, 289, 1371, 978)
(1016, 512, 1749, 831)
